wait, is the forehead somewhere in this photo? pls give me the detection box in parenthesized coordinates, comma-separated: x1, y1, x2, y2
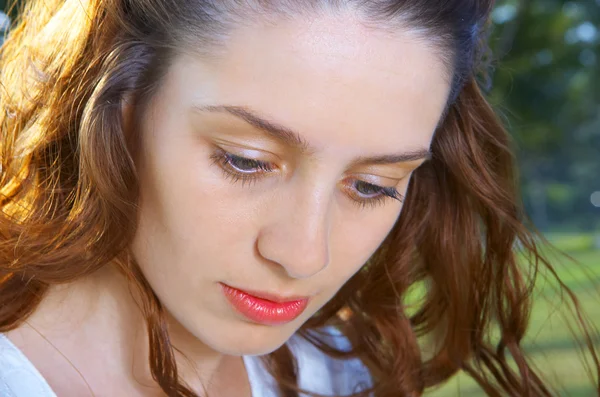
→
(169, 13, 451, 154)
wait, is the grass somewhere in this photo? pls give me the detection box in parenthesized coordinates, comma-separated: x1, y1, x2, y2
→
(424, 233, 600, 396)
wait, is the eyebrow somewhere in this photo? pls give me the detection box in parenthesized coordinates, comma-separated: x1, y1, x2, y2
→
(193, 104, 432, 164)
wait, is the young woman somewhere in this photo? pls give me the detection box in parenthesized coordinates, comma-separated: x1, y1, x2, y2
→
(0, 0, 597, 396)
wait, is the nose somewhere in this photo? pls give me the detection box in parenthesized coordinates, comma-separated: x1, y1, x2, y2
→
(256, 184, 331, 279)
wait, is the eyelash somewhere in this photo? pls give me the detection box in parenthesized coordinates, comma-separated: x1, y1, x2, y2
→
(210, 149, 405, 208)
(348, 180, 404, 209)
(210, 149, 275, 186)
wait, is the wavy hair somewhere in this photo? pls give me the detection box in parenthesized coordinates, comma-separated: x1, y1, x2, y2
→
(1, 0, 598, 396)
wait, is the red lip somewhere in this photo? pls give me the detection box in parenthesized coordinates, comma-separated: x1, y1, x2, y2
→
(220, 283, 309, 325)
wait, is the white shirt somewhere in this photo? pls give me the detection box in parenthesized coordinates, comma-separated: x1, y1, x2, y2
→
(0, 329, 372, 396)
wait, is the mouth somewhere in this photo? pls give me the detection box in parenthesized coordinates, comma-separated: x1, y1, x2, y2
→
(220, 283, 310, 326)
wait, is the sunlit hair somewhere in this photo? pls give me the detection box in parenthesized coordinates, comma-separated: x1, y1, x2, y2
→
(1, 0, 598, 396)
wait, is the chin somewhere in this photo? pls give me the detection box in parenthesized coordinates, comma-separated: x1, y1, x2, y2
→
(201, 321, 297, 356)
(165, 300, 310, 357)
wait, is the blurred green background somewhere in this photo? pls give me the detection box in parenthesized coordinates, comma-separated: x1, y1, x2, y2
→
(1, 0, 599, 395)
(437, 1, 600, 394)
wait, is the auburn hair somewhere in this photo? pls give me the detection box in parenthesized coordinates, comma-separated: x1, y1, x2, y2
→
(0, 0, 598, 396)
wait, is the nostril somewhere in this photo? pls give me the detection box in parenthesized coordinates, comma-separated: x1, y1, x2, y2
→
(255, 227, 330, 279)
(255, 190, 332, 279)
(284, 244, 330, 279)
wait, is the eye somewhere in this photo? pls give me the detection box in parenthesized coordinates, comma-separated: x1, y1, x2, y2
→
(210, 147, 405, 207)
(210, 148, 275, 185)
(355, 180, 386, 198)
(346, 179, 404, 209)
(227, 154, 270, 173)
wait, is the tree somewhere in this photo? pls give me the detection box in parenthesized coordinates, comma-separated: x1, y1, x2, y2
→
(489, 0, 599, 231)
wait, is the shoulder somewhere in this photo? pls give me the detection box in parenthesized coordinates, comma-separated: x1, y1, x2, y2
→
(0, 334, 57, 397)
(289, 327, 372, 396)
(244, 326, 372, 397)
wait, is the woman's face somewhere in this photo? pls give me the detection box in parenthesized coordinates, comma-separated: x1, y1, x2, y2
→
(130, 13, 450, 355)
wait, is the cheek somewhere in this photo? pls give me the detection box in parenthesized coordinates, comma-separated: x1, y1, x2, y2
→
(136, 152, 259, 259)
(133, 104, 258, 252)
(325, 203, 402, 285)
(131, 129, 263, 282)
(329, 177, 410, 277)
(301, 204, 400, 321)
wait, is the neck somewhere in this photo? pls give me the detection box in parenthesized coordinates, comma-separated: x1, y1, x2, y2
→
(21, 264, 240, 395)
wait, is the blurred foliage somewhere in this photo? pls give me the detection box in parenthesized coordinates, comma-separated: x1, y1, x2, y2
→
(488, 0, 600, 231)
(1, 0, 599, 231)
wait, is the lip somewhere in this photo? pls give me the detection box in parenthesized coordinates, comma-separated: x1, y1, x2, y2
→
(220, 283, 309, 325)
